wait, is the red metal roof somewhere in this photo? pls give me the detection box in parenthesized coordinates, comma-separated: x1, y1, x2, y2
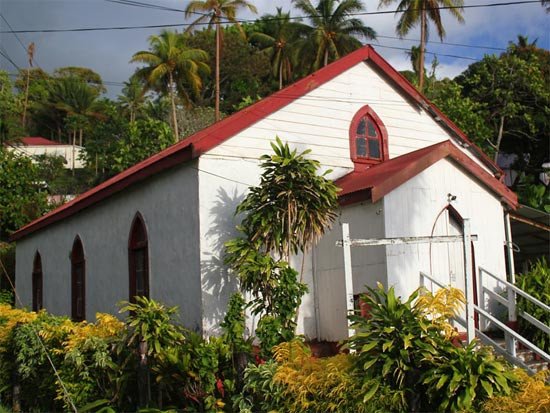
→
(10, 45, 506, 241)
(336, 141, 518, 208)
(19, 137, 63, 146)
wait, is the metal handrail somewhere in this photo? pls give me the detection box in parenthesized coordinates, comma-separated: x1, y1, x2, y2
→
(420, 271, 446, 290)
(475, 305, 550, 363)
(479, 267, 550, 313)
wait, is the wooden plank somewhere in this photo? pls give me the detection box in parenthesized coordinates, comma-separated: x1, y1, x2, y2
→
(341, 223, 355, 338)
(336, 234, 478, 247)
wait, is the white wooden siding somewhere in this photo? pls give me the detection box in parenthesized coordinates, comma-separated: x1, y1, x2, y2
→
(314, 201, 387, 341)
(383, 158, 507, 301)
(204, 61, 492, 174)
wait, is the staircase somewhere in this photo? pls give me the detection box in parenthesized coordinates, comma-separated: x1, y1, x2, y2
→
(421, 268, 550, 376)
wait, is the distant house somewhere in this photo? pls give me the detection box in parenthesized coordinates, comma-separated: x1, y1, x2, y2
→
(12, 46, 517, 341)
(8, 137, 85, 169)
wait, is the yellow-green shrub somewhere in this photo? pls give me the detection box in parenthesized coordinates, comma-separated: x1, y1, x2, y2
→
(482, 369, 550, 413)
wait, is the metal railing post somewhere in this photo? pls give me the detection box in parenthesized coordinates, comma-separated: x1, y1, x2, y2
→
(463, 219, 475, 344)
(504, 212, 517, 357)
(342, 223, 355, 338)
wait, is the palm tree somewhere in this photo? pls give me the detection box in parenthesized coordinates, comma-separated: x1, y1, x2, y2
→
(118, 77, 147, 123)
(378, 0, 464, 91)
(250, 8, 309, 90)
(131, 30, 210, 141)
(185, 0, 258, 122)
(44, 77, 105, 169)
(292, 0, 376, 72)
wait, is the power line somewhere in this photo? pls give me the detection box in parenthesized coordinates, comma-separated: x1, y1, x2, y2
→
(376, 35, 506, 52)
(375, 44, 479, 61)
(104, 0, 214, 19)
(0, 48, 21, 70)
(1, 1, 540, 34)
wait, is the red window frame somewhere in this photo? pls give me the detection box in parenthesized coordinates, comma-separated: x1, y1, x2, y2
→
(128, 213, 149, 303)
(71, 236, 86, 321)
(32, 251, 43, 312)
(349, 105, 389, 169)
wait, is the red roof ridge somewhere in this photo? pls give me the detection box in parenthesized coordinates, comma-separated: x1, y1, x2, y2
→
(10, 45, 504, 241)
(18, 137, 63, 146)
(336, 141, 517, 208)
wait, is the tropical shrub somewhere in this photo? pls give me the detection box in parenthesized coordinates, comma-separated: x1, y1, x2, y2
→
(233, 360, 284, 413)
(515, 258, 550, 353)
(481, 369, 550, 413)
(225, 138, 338, 355)
(422, 341, 517, 412)
(348, 284, 517, 412)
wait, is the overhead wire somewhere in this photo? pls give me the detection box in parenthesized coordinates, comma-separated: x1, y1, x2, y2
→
(1, 1, 541, 33)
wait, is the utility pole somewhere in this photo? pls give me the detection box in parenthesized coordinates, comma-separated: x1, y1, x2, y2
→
(22, 42, 35, 128)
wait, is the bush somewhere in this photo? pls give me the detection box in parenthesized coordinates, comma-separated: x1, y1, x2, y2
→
(481, 369, 550, 412)
(515, 258, 550, 353)
(348, 284, 517, 412)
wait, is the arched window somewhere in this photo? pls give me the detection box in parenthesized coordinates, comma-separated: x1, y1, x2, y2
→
(349, 105, 389, 168)
(32, 252, 43, 312)
(129, 213, 149, 302)
(71, 236, 86, 321)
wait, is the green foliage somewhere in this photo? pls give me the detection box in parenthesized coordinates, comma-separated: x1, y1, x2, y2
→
(423, 341, 516, 412)
(515, 172, 550, 212)
(233, 360, 285, 412)
(220, 292, 251, 354)
(425, 78, 493, 151)
(185, 27, 273, 113)
(226, 138, 337, 355)
(293, 0, 376, 72)
(515, 258, 550, 352)
(235, 137, 339, 259)
(120, 297, 186, 357)
(348, 284, 517, 412)
(0, 147, 49, 240)
(0, 71, 23, 144)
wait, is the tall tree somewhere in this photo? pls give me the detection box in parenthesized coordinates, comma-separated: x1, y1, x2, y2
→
(292, 0, 376, 72)
(379, 0, 464, 91)
(185, 0, 258, 122)
(131, 30, 210, 141)
(250, 8, 308, 89)
(118, 77, 148, 123)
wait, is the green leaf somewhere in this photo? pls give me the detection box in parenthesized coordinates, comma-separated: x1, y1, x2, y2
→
(363, 381, 380, 403)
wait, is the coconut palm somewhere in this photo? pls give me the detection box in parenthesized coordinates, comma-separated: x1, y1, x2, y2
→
(250, 8, 309, 90)
(379, 0, 464, 91)
(118, 77, 147, 123)
(185, 0, 258, 122)
(292, 0, 376, 72)
(131, 30, 210, 141)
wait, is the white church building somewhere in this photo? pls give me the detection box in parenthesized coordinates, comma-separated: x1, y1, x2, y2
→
(12, 46, 517, 341)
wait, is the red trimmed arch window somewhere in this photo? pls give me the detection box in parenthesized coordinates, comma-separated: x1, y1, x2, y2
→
(128, 213, 149, 303)
(349, 105, 389, 168)
(71, 236, 86, 321)
(32, 251, 43, 312)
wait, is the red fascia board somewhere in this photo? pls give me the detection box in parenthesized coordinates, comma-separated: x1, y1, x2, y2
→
(188, 46, 375, 156)
(336, 141, 517, 209)
(10, 146, 192, 241)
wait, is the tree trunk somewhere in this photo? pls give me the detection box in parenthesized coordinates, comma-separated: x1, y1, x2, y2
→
(279, 61, 283, 90)
(494, 115, 505, 162)
(72, 130, 76, 174)
(22, 68, 31, 128)
(418, 6, 427, 92)
(215, 21, 221, 121)
(79, 128, 83, 147)
(168, 72, 179, 142)
(324, 48, 329, 67)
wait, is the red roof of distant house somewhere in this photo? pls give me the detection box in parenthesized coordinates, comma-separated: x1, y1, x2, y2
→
(10, 45, 507, 241)
(336, 141, 518, 208)
(19, 137, 63, 146)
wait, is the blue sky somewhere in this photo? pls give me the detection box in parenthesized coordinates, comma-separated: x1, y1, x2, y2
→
(1, 0, 548, 98)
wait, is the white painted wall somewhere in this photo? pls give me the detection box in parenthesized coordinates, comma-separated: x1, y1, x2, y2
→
(205, 61, 489, 172)
(383, 158, 507, 303)
(10, 144, 85, 169)
(15, 163, 203, 331)
(314, 201, 387, 341)
(197, 156, 329, 338)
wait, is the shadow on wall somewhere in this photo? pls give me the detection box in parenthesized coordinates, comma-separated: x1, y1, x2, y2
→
(201, 187, 245, 333)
